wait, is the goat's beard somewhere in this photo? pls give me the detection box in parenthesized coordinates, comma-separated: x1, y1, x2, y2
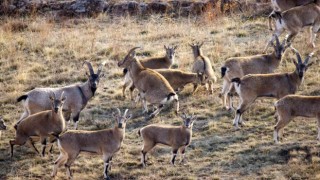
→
(91, 87, 97, 95)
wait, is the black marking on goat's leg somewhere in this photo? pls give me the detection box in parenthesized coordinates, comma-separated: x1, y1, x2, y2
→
(171, 149, 178, 165)
(73, 113, 80, 130)
(9, 140, 14, 158)
(41, 138, 47, 157)
(104, 158, 110, 180)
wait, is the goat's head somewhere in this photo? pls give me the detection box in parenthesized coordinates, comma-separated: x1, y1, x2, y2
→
(272, 34, 290, 59)
(118, 47, 140, 68)
(164, 45, 177, 61)
(0, 117, 7, 130)
(291, 47, 314, 79)
(189, 42, 204, 57)
(180, 113, 196, 129)
(83, 61, 104, 93)
(49, 92, 67, 113)
(113, 108, 131, 129)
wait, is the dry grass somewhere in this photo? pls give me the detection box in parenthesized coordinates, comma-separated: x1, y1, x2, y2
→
(1, 13, 320, 179)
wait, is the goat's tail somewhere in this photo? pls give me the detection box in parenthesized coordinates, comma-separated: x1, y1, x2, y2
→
(17, 95, 28, 102)
(138, 129, 141, 137)
(231, 78, 241, 85)
(221, 67, 227, 78)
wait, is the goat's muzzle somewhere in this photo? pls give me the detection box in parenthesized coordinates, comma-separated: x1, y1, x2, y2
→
(54, 108, 59, 113)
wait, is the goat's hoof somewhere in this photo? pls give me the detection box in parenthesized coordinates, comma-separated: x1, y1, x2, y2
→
(104, 176, 111, 180)
(239, 122, 246, 127)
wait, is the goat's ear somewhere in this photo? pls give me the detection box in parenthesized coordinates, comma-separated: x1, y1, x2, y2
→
(61, 96, 67, 102)
(174, 45, 178, 50)
(49, 95, 54, 101)
(86, 71, 90, 77)
(307, 62, 314, 69)
(293, 59, 298, 67)
(125, 114, 132, 121)
(99, 73, 105, 78)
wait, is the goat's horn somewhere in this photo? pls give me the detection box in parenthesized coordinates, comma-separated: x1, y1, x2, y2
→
(52, 92, 56, 99)
(123, 109, 129, 117)
(60, 91, 65, 100)
(291, 47, 302, 64)
(83, 61, 94, 75)
(304, 52, 315, 65)
(116, 108, 121, 116)
(274, 34, 280, 47)
(128, 47, 140, 55)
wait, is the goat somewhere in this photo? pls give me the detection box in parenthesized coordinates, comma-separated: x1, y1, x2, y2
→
(122, 45, 177, 99)
(138, 113, 196, 167)
(265, 3, 320, 51)
(190, 42, 217, 94)
(118, 47, 179, 119)
(10, 92, 66, 157)
(221, 35, 289, 110)
(231, 48, 314, 129)
(274, 95, 320, 143)
(0, 117, 7, 138)
(123, 69, 205, 97)
(16, 61, 104, 130)
(51, 108, 131, 180)
(268, 0, 314, 30)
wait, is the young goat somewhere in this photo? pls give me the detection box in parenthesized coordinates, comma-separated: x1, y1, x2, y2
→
(118, 47, 179, 119)
(124, 69, 205, 96)
(138, 113, 196, 167)
(190, 42, 217, 94)
(122, 45, 177, 99)
(265, 3, 320, 51)
(51, 109, 131, 180)
(16, 61, 104, 130)
(231, 48, 314, 129)
(274, 95, 320, 143)
(10, 92, 66, 157)
(221, 35, 289, 110)
(268, 0, 314, 30)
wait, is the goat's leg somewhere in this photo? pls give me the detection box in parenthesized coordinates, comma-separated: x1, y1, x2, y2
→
(317, 116, 320, 140)
(233, 98, 254, 129)
(9, 136, 28, 158)
(149, 104, 164, 119)
(141, 143, 155, 167)
(65, 153, 78, 179)
(221, 80, 233, 110)
(102, 154, 112, 180)
(179, 146, 187, 164)
(40, 136, 47, 157)
(208, 80, 214, 94)
(129, 85, 135, 101)
(227, 84, 235, 110)
(274, 114, 291, 143)
(311, 24, 320, 48)
(27, 138, 40, 154)
(71, 112, 80, 130)
(51, 152, 68, 177)
(192, 83, 199, 95)
(171, 148, 179, 165)
(286, 31, 298, 44)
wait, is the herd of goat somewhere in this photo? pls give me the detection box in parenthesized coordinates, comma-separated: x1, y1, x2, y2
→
(1, 0, 320, 179)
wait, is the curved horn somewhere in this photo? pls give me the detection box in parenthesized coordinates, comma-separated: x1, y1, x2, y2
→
(116, 108, 121, 116)
(123, 109, 129, 117)
(290, 47, 302, 64)
(273, 34, 280, 48)
(83, 61, 94, 75)
(304, 52, 315, 65)
(128, 47, 140, 56)
(60, 91, 65, 100)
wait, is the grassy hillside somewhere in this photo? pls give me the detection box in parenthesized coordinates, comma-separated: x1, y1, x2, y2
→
(1, 13, 320, 179)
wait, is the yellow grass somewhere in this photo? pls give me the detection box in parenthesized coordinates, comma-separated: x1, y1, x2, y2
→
(1, 13, 320, 179)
